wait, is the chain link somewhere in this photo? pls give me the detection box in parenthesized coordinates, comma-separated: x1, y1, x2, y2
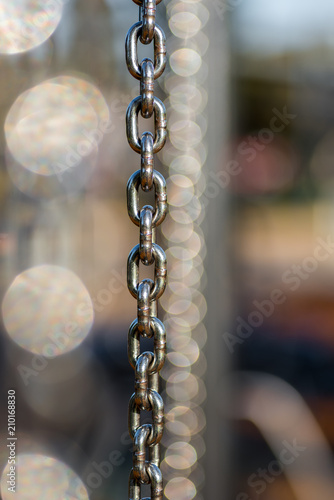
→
(125, 1, 167, 497)
(127, 169, 167, 227)
(140, 60, 155, 118)
(141, 132, 154, 190)
(126, 22, 166, 80)
(140, 0, 156, 44)
(140, 206, 154, 265)
(128, 317, 166, 373)
(126, 96, 167, 154)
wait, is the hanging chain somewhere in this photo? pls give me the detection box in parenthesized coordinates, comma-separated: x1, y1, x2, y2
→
(125, 1, 167, 499)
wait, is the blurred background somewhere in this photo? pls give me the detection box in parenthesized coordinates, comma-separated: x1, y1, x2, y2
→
(0, 1, 334, 499)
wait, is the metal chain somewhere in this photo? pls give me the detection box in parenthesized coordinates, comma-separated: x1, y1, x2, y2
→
(125, 1, 167, 499)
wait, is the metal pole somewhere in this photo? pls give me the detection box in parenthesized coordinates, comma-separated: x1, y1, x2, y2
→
(203, 4, 232, 498)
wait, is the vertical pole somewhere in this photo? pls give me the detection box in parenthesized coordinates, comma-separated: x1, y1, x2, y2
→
(203, 4, 232, 498)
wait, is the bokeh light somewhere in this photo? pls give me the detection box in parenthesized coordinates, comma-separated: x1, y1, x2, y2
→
(169, 83, 207, 115)
(0, 0, 64, 55)
(168, 337, 200, 368)
(5, 76, 110, 198)
(5, 148, 97, 199)
(165, 477, 197, 500)
(168, 174, 195, 207)
(170, 154, 203, 179)
(162, 1, 209, 495)
(166, 405, 206, 438)
(162, 218, 194, 243)
(0, 453, 88, 500)
(169, 12, 202, 39)
(167, 372, 199, 402)
(165, 441, 197, 469)
(170, 48, 202, 77)
(169, 119, 203, 150)
(2, 264, 94, 356)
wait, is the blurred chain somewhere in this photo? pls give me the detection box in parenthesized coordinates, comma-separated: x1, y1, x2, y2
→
(125, 1, 167, 498)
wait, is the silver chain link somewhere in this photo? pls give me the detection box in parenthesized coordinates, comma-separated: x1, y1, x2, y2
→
(125, 1, 167, 498)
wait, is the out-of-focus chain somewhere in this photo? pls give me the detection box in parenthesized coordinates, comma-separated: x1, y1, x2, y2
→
(125, 1, 167, 499)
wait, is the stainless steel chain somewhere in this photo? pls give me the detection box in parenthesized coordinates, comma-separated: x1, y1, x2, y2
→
(125, 1, 167, 499)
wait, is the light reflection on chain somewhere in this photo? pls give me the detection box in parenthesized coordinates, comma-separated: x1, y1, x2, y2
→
(125, 1, 168, 499)
(160, 1, 210, 499)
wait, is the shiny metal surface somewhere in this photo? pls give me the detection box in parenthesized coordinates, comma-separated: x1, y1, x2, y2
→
(132, 0, 162, 6)
(140, 0, 156, 44)
(140, 132, 154, 191)
(137, 279, 152, 336)
(129, 464, 163, 500)
(133, 425, 151, 482)
(127, 170, 167, 228)
(140, 206, 154, 265)
(126, 2, 167, 497)
(128, 317, 166, 373)
(140, 60, 155, 118)
(125, 22, 166, 80)
(128, 391, 164, 445)
(135, 353, 153, 409)
(127, 243, 167, 301)
(126, 96, 167, 154)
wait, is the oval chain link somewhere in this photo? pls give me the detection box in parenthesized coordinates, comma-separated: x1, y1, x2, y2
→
(126, 95, 167, 154)
(125, 2, 167, 498)
(140, 0, 156, 45)
(129, 464, 163, 500)
(137, 279, 153, 336)
(126, 22, 166, 80)
(128, 243, 167, 301)
(127, 169, 167, 228)
(141, 132, 154, 190)
(140, 206, 154, 265)
(128, 317, 166, 373)
(140, 60, 155, 118)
